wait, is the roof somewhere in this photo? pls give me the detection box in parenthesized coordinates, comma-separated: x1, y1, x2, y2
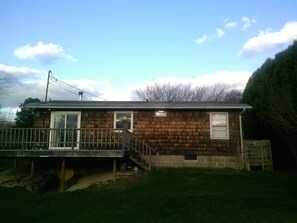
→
(26, 100, 252, 110)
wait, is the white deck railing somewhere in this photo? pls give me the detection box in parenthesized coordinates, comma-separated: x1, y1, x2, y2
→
(0, 128, 126, 151)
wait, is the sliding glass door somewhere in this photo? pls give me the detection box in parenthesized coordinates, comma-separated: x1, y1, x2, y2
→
(50, 112, 81, 149)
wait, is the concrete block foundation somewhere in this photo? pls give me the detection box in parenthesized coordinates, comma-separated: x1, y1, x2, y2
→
(151, 155, 242, 169)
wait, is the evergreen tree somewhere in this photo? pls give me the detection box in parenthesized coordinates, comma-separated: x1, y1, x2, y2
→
(242, 41, 297, 170)
(15, 98, 41, 128)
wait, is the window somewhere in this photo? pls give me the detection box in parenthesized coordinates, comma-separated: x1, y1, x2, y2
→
(210, 112, 229, 139)
(50, 112, 81, 149)
(114, 112, 133, 132)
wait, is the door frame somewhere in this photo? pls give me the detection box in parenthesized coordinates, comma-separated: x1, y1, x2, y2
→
(49, 111, 81, 149)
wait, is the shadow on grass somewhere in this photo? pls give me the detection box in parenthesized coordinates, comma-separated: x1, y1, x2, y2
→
(0, 168, 296, 223)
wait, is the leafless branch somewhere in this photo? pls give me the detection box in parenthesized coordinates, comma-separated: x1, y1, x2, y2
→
(136, 82, 242, 102)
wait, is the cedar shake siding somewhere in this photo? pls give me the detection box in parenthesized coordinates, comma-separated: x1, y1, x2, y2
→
(33, 109, 241, 156)
(133, 110, 241, 156)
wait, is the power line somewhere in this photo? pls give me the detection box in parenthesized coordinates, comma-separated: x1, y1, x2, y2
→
(56, 78, 103, 99)
(50, 82, 94, 101)
(49, 81, 97, 101)
(49, 82, 80, 96)
(48, 72, 107, 101)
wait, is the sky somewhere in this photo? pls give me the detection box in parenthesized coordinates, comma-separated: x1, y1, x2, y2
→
(1, 0, 297, 112)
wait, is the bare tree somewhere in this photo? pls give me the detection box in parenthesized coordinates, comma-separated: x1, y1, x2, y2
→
(0, 75, 14, 98)
(223, 89, 243, 103)
(0, 106, 15, 127)
(136, 82, 193, 102)
(198, 84, 228, 101)
(136, 82, 242, 102)
(0, 75, 15, 127)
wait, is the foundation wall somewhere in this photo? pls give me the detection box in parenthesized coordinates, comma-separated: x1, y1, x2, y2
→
(151, 155, 242, 169)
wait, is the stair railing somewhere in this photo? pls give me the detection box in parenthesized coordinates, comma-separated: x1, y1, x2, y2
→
(124, 130, 155, 171)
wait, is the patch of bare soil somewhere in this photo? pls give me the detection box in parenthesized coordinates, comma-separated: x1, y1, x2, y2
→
(0, 169, 32, 190)
(0, 167, 147, 192)
(0, 168, 59, 191)
(67, 170, 147, 191)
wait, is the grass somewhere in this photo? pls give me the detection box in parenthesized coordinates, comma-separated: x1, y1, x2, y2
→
(0, 168, 297, 223)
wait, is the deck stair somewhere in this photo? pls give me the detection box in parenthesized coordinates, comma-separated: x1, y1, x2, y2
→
(129, 155, 149, 171)
(125, 132, 155, 171)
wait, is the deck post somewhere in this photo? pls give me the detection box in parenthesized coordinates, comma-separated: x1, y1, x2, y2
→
(260, 141, 265, 170)
(30, 159, 35, 192)
(149, 147, 152, 171)
(13, 159, 17, 169)
(113, 159, 117, 181)
(60, 159, 66, 192)
(71, 129, 74, 156)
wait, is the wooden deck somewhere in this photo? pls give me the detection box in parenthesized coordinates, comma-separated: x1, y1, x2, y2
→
(0, 128, 127, 158)
(0, 149, 124, 158)
(0, 127, 155, 170)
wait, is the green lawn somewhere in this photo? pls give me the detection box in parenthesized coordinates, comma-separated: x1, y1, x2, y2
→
(0, 168, 297, 223)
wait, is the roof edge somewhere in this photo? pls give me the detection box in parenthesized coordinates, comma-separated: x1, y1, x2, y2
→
(25, 100, 252, 110)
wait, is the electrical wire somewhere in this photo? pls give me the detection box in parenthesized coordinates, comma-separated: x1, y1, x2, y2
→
(49, 73, 107, 101)
(49, 81, 96, 101)
(49, 82, 80, 96)
(51, 76, 106, 101)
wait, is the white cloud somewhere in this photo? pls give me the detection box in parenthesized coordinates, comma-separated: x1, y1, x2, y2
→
(225, 21, 237, 29)
(195, 35, 208, 45)
(192, 70, 252, 90)
(14, 42, 76, 64)
(0, 64, 46, 80)
(240, 21, 297, 56)
(241, 16, 256, 30)
(216, 28, 225, 38)
(0, 65, 106, 109)
(195, 29, 224, 45)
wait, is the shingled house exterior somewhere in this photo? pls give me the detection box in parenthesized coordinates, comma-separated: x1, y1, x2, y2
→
(6, 100, 250, 169)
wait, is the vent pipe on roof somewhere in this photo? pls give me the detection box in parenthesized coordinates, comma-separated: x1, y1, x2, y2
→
(78, 91, 83, 101)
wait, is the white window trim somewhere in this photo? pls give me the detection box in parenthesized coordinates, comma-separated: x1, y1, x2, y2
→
(114, 111, 133, 132)
(49, 111, 81, 149)
(210, 112, 229, 140)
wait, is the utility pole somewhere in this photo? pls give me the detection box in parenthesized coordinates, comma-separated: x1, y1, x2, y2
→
(45, 70, 52, 102)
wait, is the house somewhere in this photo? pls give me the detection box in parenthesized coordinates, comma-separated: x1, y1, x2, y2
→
(0, 101, 251, 170)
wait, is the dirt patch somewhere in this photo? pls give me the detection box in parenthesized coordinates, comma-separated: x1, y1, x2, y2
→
(0, 167, 147, 192)
(0, 168, 59, 191)
(0, 169, 32, 190)
(67, 170, 147, 191)
(67, 172, 114, 191)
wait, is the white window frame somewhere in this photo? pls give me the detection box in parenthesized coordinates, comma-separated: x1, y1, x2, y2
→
(114, 111, 133, 132)
(210, 112, 229, 140)
(49, 111, 81, 149)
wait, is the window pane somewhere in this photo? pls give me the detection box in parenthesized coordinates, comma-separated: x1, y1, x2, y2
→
(54, 114, 65, 129)
(210, 113, 229, 139)
(212, 126, 228, 138)
(116, 112, 131, 130)
(66, 114, 78, 128)
(211, 114, 227, 126)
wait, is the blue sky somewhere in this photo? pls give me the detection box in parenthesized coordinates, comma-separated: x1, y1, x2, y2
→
(1, 0, 297, 109)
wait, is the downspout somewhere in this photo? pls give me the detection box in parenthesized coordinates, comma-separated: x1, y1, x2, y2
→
(239, 108, 246, 169)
